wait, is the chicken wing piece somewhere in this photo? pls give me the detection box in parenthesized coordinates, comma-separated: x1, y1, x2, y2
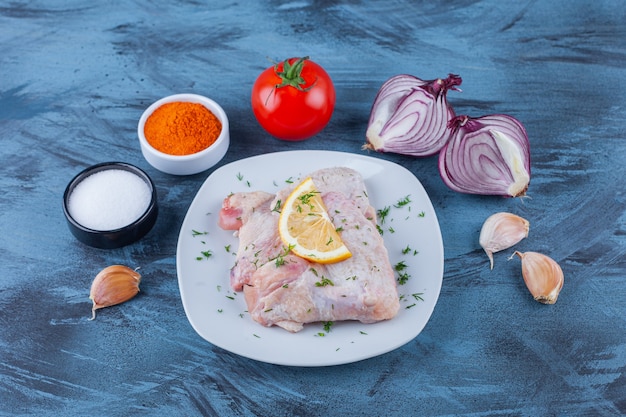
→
(218, 167, 399, 332)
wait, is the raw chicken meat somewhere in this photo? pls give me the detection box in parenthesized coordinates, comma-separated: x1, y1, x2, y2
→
(218, 167, 400, 332)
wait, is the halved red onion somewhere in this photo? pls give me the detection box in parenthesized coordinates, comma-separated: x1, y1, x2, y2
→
(438, 114, 531, 197)
(364, 74, 462, 157)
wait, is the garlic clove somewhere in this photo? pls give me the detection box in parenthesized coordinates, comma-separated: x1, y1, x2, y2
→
(479, 212, 529, 269)
(89, 265, 141, 320)
(513, 251, 564, 304)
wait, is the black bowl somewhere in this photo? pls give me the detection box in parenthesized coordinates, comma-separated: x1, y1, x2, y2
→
(63, 162, 158, 249)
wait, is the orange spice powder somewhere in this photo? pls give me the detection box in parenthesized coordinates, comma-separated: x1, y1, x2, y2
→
(144, 101, 222, 156)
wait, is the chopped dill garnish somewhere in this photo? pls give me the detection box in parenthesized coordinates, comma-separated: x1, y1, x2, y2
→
(397, 272, 410, 285)
(394, 195, 411, 208)
(394, 261, 408, 272)
(270, 244, 294, 267)
(299, 190, 320, 206)
(275, 256, 286, 267)
(377, 206, 390, 224)
(315, 276, 334, 287)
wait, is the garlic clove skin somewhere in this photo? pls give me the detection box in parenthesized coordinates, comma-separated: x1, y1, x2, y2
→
(513, 251, 564, 305)
(479, 212, 529, 269)
(89, 265, 141, 320)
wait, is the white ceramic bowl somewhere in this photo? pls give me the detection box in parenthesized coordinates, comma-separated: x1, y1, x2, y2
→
(137, 93, 230, 175)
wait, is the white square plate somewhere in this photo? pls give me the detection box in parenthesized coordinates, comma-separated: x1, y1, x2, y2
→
(177, 150, 444, 366)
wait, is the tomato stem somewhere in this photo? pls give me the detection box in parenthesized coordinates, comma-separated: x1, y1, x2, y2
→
(274, 56, 316, 92)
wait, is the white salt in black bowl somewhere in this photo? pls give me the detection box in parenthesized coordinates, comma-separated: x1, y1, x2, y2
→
(63, 162, 158, 249)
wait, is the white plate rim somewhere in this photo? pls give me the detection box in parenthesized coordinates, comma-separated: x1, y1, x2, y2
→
(176, 150, 444, 366)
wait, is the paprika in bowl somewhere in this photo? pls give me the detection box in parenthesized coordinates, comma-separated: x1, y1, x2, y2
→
(138, 93, 230, 175)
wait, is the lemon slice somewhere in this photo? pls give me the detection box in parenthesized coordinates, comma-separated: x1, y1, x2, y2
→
(278, 177, 352, 264)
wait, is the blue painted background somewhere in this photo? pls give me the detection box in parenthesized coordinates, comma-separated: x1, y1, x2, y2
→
(1, 1, 624, 415)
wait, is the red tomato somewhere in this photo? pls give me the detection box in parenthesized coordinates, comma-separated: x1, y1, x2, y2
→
(251, 57, 335, 141)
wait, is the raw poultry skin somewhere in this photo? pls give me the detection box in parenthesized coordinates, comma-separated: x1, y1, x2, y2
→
(218, 167, 400, 332)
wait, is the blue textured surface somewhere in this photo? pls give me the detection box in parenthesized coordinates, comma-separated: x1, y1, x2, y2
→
(1, 1, 625, 415)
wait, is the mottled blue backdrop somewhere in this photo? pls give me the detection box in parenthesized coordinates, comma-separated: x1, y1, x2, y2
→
(1, 1, 624, 416)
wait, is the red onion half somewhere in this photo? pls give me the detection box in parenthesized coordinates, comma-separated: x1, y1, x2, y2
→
(438, 114, 531, 197)
(364, 74, 462, 157)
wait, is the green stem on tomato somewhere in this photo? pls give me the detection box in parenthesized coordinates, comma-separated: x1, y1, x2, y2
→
(274, 56, 316, 92)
